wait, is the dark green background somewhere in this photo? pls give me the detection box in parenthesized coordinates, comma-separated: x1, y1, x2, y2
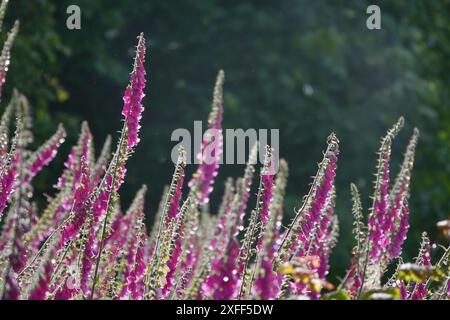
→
(2, 0, 449, 279)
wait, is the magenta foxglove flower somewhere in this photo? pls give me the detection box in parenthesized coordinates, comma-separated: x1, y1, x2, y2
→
(389, 203, 410, 259)
(188, 70, 224, 205)
(254, 246, 280, 300)
(368, 117, 404, 262)
(0, 159, 16, 218)
(121, 33, 146, 150)
(203, 238, 240, 300)
(256, 147, 275, 250)
(129, 231, 148, 300)
(28, 250, 55, 300)
(24, 124, 66, 184)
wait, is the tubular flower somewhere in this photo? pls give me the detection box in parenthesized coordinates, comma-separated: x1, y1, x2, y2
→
(203, 238, 240, 300)
(116, 186, 147, 299)
(188, 70, 224, 205)
(410, 233, 432, 300)
(24, 124, 66, 184)
(254, 246, 280, 300)
(256, 146, 275, 250)
(368, 117, 404, 262)
(121, 33, 146, 150)
(387, 128, 419, 259)
(277, 133, 339, 265)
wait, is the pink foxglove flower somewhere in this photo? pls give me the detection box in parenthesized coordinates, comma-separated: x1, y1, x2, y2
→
(368, 117, 404, 262)
(189, 70, 224, 205)
(24, 124, 66, 184)
(203, 238, 240, 300)
(121, 33, 146, 149)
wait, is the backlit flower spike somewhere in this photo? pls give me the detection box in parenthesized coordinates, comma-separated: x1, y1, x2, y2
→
(237, 208, 260, 299)
(203, 237, 240, 300)
(27, 246, 56, 300)
(253, 245, 280, 300)
(209, 178, 235, 256)
(148, 185, 168, 251)
(0, 96, 13, 157)
(116, 185, 147, 299)
(89, 34, 148, 294)
(410, 232, 431, 300)
(162, 197, 191, 298)
(25, 123, 93, 254)
(256, 145, 275, 250)
(231, 142, 258, 237)
(24, 124, 66, 184)
(368, 116, 404, 262)
(59, 157, 92, 248)
(268, 159, 288, 242)
(276, 133, 339, 265)
(130, 228, 148, 300)
(166, 147, 186, 223)
(146, 148, 186, 286)
(316, 189, 338, 279)
(0, 0, 9, 33)
(0, 20, 18, 100)
(388, 128, 419, 259)
(188, 70, 224, 205)
(0, 126, 18, 219)
(122, 33, 146, 150)
(55, 121, 93, 191)
(92, 134, 112, 185)
(344, 183, 366, 295)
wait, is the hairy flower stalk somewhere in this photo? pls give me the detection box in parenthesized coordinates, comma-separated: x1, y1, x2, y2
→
(0, 20, 18, 101)
(231, 143, 258, 237)
(343, 183, 366, 296)
(188, 70, 224, 205)
(268, 159, 288, 243)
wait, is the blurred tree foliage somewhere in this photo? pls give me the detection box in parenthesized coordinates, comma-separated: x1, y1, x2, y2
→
(2, 0, 448, 277)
